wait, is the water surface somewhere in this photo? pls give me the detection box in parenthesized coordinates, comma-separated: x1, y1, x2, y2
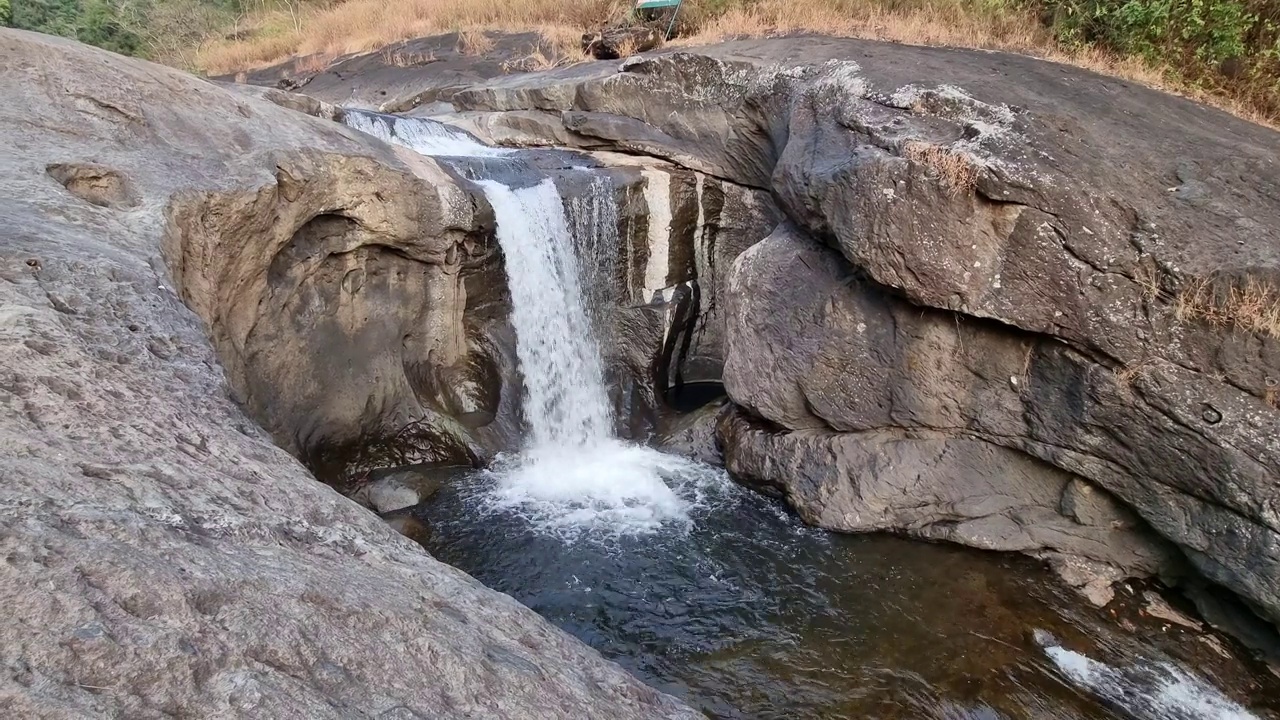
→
(415, 467, 1278, 719)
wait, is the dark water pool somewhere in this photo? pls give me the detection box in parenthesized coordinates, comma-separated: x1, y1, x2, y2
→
(411, 467, 1278, 719)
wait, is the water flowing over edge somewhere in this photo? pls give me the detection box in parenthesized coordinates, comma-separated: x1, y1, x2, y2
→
(477, 178, 721, 537)
(342, 110, 511, 157)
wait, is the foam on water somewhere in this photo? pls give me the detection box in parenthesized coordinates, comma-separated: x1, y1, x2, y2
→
(1040, 635, 1258, 720)
(342, 109, 510, 157)
(480, 444, 727, 538)
(477, 177, 709, 535)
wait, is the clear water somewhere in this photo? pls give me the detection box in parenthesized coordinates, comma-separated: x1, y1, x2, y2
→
(416, 471, 1275, 719)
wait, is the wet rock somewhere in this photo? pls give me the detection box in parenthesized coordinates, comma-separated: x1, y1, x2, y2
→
(382, 509, 433, 546)
(655, 400, 728, 465)
(1142, 591, 1203, 630)
(0, 28, 699, 720)
(354, 464, 455, 513)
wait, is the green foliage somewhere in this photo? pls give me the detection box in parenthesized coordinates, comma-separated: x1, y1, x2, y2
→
(12, 0, 81, 36)
(1035, 0, 1279, 117)
(1041, 0, 1263, 65)
(76, 0, 142, 54)
(8, 0, 246, 60)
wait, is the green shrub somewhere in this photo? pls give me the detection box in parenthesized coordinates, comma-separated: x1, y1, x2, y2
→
(1036, 0, 1279, 119)
(1041, 0, 1258, 65)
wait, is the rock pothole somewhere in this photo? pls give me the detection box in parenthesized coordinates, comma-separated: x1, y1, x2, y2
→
(46, 162, 139, 209)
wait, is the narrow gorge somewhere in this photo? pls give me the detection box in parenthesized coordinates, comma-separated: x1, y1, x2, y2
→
(3, 26, 1280, 720)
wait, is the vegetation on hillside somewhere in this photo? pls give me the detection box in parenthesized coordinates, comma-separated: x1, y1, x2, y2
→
(3, 0, 1278, 126)
(4, 0, 246, 66)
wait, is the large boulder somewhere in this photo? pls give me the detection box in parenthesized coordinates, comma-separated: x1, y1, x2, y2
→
(718, 226, 1182, 605)
(0, 29, 699, 719)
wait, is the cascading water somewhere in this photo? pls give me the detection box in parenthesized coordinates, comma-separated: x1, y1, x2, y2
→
(475, 178, 711, 534)
(566, 175, 622, 332)
(476, 179, 613, 448)
(340, 110, 710, 534)
(342, 109, 511, 157)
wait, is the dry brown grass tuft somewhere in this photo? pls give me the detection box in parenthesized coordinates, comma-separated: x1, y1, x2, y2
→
(612, 35, 642, 59)
(501, 27, 592, 72)
(293, 52, 336, 74)
(1114, 358, 1153, 389)
(381, 46, 438, 67)
(456, 29, 496, 56)
(903, 140, 978, 194)
(1175, 275, 1280, 339)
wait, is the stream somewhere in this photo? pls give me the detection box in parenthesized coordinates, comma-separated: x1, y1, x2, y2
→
(344, 110, 1279, 720)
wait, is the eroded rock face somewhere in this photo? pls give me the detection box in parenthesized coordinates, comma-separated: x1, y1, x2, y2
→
(0, 29, 699, 719)
(164, 149, 500, 465)
(292, 36, 1280, 627)
(718, 227, 1181, 603)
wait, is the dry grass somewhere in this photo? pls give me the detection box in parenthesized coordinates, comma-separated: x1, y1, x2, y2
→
(612, 35, 642, 59)
(292, 52, 336, 74)
(191, 0, 1275, 127)
(457, 29, 497, 56)
(1175, 275, 1280, 339)
(381, 46, 438, 67)
(903, 140, 978, 194)
(1114, 358, 1154, 389)
(197, 0, 622, 74)
(501, 27, 592, 72)
(675, 0, 1269, 125)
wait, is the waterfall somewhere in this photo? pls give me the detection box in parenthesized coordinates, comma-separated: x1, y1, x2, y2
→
(342, 110, 719, 535)
(566, 175, 622, 332)
(476, 179, 613, 448)
(476, 177, 702, 536)
(342, 110, 510, 158)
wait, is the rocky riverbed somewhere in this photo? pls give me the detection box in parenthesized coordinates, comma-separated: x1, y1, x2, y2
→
(3, 23, 1280, 719)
